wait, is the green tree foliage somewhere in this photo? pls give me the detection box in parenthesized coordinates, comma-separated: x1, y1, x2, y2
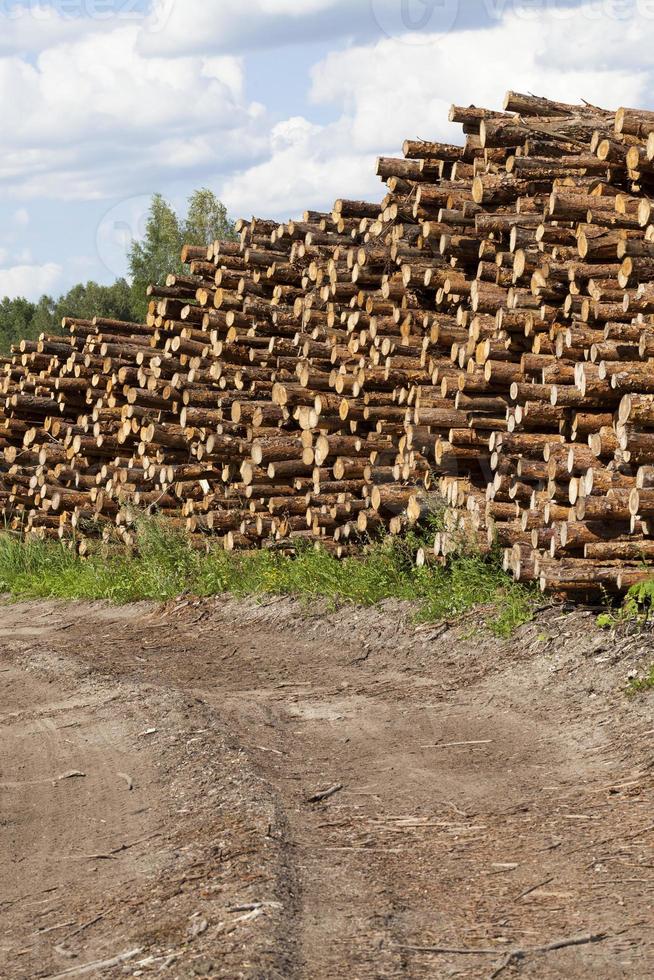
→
(0, 296, 40, 353)
(184, 189, 235, 250)
(128, 189, 236, 318)
(0, 188, 234, 350)
(128, 193, 183, 304)
(0, 279, 137, 353)
(55, 279, 135, 324)
(30, 295, 58, 337)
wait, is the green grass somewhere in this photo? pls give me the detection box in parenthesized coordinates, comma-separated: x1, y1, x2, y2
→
(595, 580, 654, 695)
(597, 578, 654, 630)
(628, 667, 654, 695)
(0, 523, 536, 638)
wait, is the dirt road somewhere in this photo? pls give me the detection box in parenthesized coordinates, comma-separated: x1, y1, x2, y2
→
(1, 596, 653, 978)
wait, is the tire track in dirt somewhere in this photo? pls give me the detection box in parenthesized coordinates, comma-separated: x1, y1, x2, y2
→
(1, 597, 653, 978)
(0, 611, 298, 979)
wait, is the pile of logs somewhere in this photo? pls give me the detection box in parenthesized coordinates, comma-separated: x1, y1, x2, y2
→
(5, 89, 654, 597)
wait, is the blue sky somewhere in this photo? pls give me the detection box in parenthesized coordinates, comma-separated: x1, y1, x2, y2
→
(1, 0, 653, 299)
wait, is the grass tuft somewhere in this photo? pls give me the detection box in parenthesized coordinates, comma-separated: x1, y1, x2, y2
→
(0, 522, 536, 636)
(597, 578, 654, 631)
(628, 666, 654, 695)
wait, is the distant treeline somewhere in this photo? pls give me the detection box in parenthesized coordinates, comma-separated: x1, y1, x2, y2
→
(0, 190, 235, 354)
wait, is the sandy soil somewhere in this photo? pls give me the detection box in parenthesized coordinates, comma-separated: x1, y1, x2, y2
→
(1, 595, 653, 978)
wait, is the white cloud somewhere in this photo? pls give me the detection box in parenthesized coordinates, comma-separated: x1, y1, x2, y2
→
(0, 25, 268, 200)
(8, 27, 247, 143)
(310, 7, 648, 150)
(0, 4, 99, 55)
(221, 3, 653, 220)
(12, 208, 30, 226)
(2, 2, 651, 215)
(0, 262, 63, 300)
(1, 0, 654, 295)
(221, 116, 379, 218)
(138, 0, 599, 58)
(139, 0, 368, 56)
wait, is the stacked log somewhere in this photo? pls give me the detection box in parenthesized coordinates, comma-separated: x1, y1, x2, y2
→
(421, 91, 654, 596)
(5, 90, 654, 597)
(0, 218, 445, 557)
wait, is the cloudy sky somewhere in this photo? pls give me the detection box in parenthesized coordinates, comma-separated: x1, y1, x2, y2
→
(1, 0, 654, 299)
